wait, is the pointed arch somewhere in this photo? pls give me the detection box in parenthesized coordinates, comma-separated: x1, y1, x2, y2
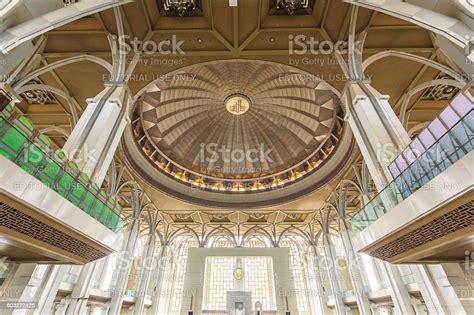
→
(277, 226, 311, 246)
(203, 226, 237, 247)
(241, 226, 274, 247)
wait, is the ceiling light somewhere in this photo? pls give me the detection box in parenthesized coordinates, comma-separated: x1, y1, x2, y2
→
(163, 0, 196, 17)
(276, 0, 308, 15)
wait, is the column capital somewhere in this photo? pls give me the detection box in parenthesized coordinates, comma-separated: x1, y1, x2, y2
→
(343, 81, 391, 102)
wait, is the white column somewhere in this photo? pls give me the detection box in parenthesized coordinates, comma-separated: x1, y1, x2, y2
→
(0, 0, 133, 53)
(109, 217, 141, 315)
(100, 302, 111, 315)
(344, 82, 410, 189)
(63, 84, 130, 186)
(64, 262, 96, 315)
(0, 41, 35, 83)
(359, 193, 385, 290)
(322, 232, 346, 315)
(343, 81, 455, 314)
(31, 84, 130, 314)
(339, 219, 372, 315)
(133, 232, 157, 315)
(36, 266, 67, 314)
(0, 264, 59, 315)
(424, 263, 474, 314)
(0, 264, 38, 313)
(345, 0, 473, 68)
(309, 245, 332, 314)
(55, 300, 68, 315)
(148, 246, 167, 315)
(344, 81, 414, 315)
(93, 255, 113, 289)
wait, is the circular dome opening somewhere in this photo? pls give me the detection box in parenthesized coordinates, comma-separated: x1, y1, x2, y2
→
(123, 59, 354, 207)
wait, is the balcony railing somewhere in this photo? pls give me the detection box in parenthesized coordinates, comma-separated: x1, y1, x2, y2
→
(0, 104, 123, 232)
(351, 107, 473, 232)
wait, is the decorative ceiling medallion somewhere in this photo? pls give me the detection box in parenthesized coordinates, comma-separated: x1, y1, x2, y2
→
(233, 267, 245, 280)
(225, 94, 251, 115)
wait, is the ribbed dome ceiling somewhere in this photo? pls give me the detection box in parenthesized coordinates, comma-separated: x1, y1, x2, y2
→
(137, 59, 340, 181)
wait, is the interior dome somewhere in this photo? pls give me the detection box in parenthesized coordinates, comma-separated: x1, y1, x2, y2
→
(123, 59, 353, 208)
(136, 60, 341, 179)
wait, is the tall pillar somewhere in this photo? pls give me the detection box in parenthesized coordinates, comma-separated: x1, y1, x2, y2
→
(109, 215, 141, 315)
(344, 82, 410, 190)
(309, 244, 332, 314)
(338, 218, 372, 315)
(149, 246, 171, 315)
(93, 255, 113, 289)
(322, 231, 346, 315)
(63, 84, 130, 186)
(64, 262, 96, 315)
(344, 81, 414, 314)
(41, 84, 130, 314)
(55, 300, 68, 315)
(36, 266, 67, 314)
(0, 264, 42, 314)
(100, 302, 111, 315)
(345, 0, 473, 70)
(0, 41, 36, 83)
(358, 193, 385, 290)
(424, 263, 474, 314)
(35, 247, 116, 315)
(133, 231, 157, 314)
(0, 265, 64, 315)
(343, 81, 455, 314)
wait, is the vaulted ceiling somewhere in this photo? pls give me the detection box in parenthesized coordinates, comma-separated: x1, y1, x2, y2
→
(7, 0, 459, 233)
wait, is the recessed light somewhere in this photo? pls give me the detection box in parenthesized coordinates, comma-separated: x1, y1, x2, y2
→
(269, 37, 276, 43)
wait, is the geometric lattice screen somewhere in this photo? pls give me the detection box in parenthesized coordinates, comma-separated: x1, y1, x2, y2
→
(370, 200, 474, 260)
(202, 256, 276, 310)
